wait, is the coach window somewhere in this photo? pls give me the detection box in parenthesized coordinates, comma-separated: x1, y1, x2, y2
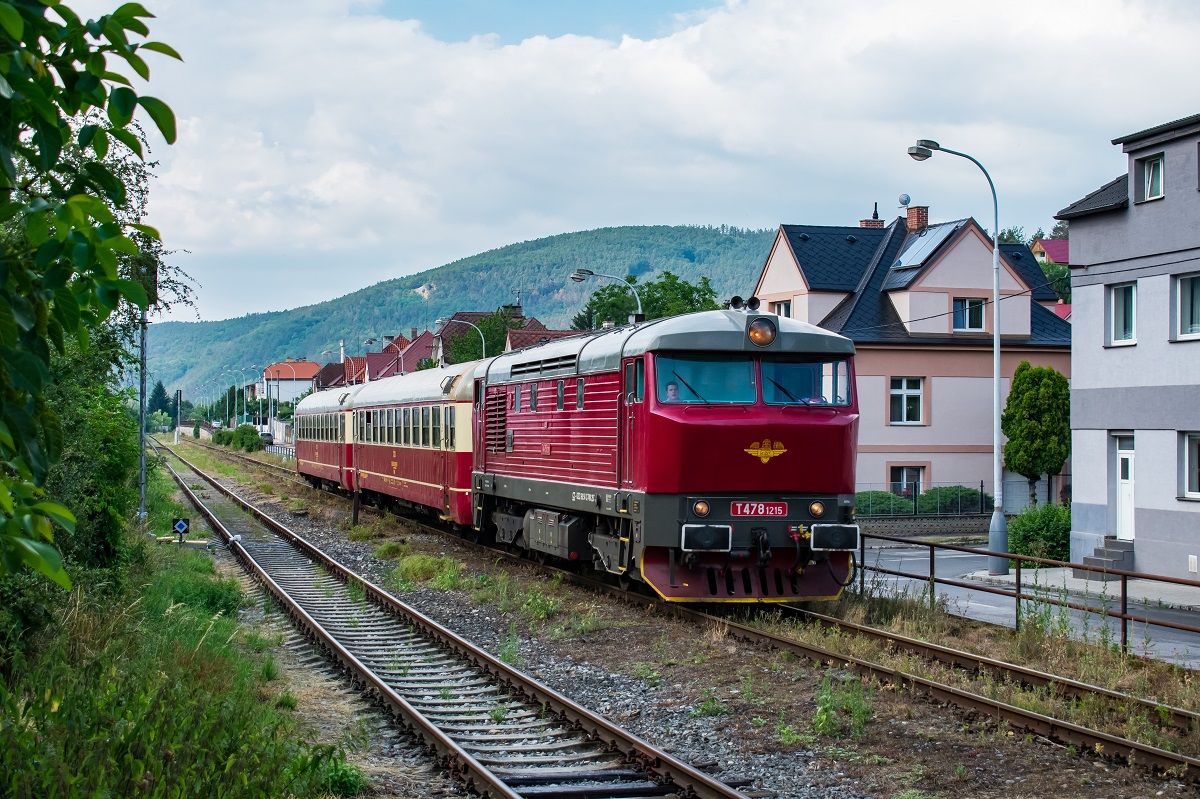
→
(556, 380, 565, 410)
(530, 383, 539, 411)
(399, 408, 408, 445)
(446, 406, 456, 448)
(339, 414, 345, 441)
(576, 378, 585, 409)
(432, 404, 442, 448)
(411, 407, 420, 445)
(421, 406, 430, 447)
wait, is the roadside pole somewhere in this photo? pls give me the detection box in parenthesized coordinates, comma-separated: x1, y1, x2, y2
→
(138, 308, 147, 525)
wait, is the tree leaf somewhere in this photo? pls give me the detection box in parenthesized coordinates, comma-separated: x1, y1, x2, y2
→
(5, 535, 72, 589)
(140, 41, 182, 60)
(52, 287, 81, 332)
(129, 222, 160, 240)
(108, 86, 137, 127)
(108, 126, 143, 158)
(0, 3, 23, 40)
(114, 278, 149, 308)
(33, 502, 76, 533)
(137, 96, 175, 144)
(0, 73, 13, 101)
(6, 349, 48, 392)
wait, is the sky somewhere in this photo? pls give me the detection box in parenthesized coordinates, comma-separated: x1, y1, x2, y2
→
(82, 0, 1200, 321)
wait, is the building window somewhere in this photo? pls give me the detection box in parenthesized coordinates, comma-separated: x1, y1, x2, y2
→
(1185, 433, 1200, 499)
(952, 297, 985, 331)
(889, 377, 923, 424)
(771, 300, 792, 318)
(1177, 274, 1200, 339)
(1138, 154, 1164, 201)
(890, 465, 924, 498)
(1109, 282, 1136, 344)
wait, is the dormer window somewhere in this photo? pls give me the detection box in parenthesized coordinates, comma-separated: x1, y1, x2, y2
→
(952, 297, 985, 331)
(1136, 153, 1164, 202)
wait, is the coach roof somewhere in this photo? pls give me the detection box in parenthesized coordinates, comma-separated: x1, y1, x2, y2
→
(352, 360, 478, 407)
(484, 310, 854, 382)
(295, 383, 366, 415)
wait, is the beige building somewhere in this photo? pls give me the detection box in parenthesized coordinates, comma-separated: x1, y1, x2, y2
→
(753, 206, 1071, 508)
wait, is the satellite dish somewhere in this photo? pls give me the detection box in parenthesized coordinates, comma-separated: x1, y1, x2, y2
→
(898, 193, 911, 207)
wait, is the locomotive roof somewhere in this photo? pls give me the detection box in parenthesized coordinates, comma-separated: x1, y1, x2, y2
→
(350, 360, 479, 407)
(484, 309, 854, 382)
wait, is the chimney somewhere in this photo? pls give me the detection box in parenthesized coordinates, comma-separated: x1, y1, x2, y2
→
(906, 205, 929, 233)
(411, 327, 418, 340)
(859, 201, 884, 229)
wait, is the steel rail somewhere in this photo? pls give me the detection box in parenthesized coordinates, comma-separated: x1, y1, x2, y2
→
(156, 444, 748, 799)
(180, 437, 299, 482)
(158, 440, 1200, 780)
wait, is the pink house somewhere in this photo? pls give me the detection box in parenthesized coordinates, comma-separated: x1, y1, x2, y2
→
(752, 206, 1071, 504)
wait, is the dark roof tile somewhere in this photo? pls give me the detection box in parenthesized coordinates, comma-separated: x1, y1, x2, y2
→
(1000, 244, 1058, 302)
(780, 223, 889, 292)
(1055, 175, 1127, 220)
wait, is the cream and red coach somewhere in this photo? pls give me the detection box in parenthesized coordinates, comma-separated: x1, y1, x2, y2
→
(297, 307, 861, 602)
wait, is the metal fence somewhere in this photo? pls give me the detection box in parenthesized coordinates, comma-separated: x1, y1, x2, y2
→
(266, 444, 295, 459)
(855, 476, 1070, 517)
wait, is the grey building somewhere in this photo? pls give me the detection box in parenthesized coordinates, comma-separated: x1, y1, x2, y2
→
(1058, 113, 1200, 578)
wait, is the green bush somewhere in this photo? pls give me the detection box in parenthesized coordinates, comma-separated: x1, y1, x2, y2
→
(193, 422, 200, 438)
(232, 424, 264, 452)
(212, 429, 233, 446)
(1008, 503, 1071, 564)
(916, 485, 994, 515)
(855, 490, 915, 516)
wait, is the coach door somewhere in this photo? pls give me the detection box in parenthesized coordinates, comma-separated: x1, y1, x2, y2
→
(619, 358, 644, 488)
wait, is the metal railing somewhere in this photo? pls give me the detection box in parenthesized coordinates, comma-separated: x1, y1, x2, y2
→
(855, 477, 1070, 517)
(857, 532, 1200, 653)
(266, 444, 295, 460)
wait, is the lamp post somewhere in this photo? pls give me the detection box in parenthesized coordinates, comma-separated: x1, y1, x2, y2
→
(435, 318, 486, 363)
(570, 268, 644, 323)
(908, 139, 1008, 575)
(220, 369, 236, 427)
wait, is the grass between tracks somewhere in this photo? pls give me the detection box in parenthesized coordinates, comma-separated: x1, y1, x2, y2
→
(0, 463, 366, 798)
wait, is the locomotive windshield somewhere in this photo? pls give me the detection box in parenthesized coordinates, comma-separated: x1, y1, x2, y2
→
(761, 357, 852, 406)
(655, 353, 756, 404)
(653, 353, 852, 406)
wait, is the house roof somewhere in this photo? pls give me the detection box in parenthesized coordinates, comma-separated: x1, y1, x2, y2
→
(263, 360, 320, 380)
(1056, 175, 1128, 220)
(779, 224, 890, 292)
(1033, 238, 1069, 264)
(1112, 113, 1200, 146)
(506, 329, 578, 351)
(880, 219, 968, 291)
(1052, 302, 1072, 321)
(314, 361, 345, 388)
(799, 217, 1070, 348)
(1000, 244, 1059, 302)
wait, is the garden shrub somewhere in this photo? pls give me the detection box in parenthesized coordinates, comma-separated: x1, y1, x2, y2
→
(855, 490, 915, 516)
(1008, 503, 1071, 564)
(916, 485, 994, 515)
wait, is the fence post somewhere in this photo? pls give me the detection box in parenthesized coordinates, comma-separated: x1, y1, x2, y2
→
(1014, 560, 1021, 632)
(980, 480, 985, 514)
(858, 532, 865, 595)
(1120, 574, 1128, 653)
(928, 545, 936, 612)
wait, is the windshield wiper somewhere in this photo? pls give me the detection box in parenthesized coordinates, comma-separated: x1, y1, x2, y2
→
(672, 370, 707, 403)
(764, 376, 808, 405)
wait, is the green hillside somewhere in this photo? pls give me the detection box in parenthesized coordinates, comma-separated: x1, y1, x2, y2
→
(149, 225, 775, 394)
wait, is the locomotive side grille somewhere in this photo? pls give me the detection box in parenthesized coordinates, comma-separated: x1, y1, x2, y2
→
(509, 354, 578, 377)
(484, 392, 507, 452)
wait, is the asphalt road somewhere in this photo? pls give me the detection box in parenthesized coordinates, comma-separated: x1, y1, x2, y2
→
(861, 545, 1200, 669)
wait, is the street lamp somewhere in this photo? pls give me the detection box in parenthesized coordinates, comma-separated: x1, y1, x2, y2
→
(435, 317, 486, 362)
(908, 138, 1008, 575)
(571, 268, 644, 320)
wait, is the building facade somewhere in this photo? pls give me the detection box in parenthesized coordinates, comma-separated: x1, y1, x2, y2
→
(1058, 113, 1200, 578)
(753, 206, 1071, 508)
(262, 360, 320, 403)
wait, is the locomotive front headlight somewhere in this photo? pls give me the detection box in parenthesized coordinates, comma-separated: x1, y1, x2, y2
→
(808, 501, 825, 518)
(693, 500, 711, 517)
(747, 318, 777, 346)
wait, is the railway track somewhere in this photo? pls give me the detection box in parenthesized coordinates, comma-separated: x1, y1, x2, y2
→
(155, 443, 749, 799)
(165, 438, 1200, 783)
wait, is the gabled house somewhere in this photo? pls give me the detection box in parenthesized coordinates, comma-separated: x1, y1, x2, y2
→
(505, 328, 577, 351)
(1057, 113, 1200, 578)
(753, 205, 1071, 506)
(261, 359, 320, 403)
(433, 305, 553, 364)
(1030, 237, 1069, 266)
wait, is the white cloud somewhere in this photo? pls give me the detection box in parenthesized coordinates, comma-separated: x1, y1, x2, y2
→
(91, 0, 1200, 318)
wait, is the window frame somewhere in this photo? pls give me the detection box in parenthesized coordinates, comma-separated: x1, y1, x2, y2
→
(889, 465, 925, 498)
(1184, 432, 1200, 500)
(1139, 154, 1164, 201)
(952, 297, 986, 332)
(1175, 273, 1200, 341)
(421, 406, 430, 447)
(402, 407, 411, 445)
(576, 377, 585, 410)
(889, 377, 924, 425)
(1108, 282, 1137, 345)
(530, 383, 538, 411)
(431, 404, 441, 449)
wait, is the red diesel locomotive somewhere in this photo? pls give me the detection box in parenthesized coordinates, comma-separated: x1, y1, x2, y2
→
(296, 307, 861, 602)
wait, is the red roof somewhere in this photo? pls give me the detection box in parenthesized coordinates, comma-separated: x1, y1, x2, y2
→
(264, 360, 321, 380)
(1035, 238, 1069, 264)
(506, 329, 577, 351)
(1052, 302, 1072, 320)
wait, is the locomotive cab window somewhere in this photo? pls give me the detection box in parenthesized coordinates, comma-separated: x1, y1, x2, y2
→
(624, 360, 644, 403)
(762, 357, 852, 406)
(655, 353, 753, 404)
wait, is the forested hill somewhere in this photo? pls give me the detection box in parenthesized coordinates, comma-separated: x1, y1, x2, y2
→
(150, 225, 775, 393)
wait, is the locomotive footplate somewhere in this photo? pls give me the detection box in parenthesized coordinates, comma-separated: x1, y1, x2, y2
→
(639, 547, 852, 602)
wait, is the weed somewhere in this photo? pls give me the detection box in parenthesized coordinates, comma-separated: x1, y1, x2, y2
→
(953, 764, 969, 781)
(739, 670, 765, 706)
(751, 716, 767, 728)
(891, 791, 935, 799)
(775, 711, 804, 745)
(275, 691, 298, 710)
(632, 662, 663, 687)
(548, 608, 611, 640)
(690, 689, 730, 718)
(811, 672, 872, 740)
(438, 687, 452, 700)
(521, 590, 561, 622)
(257, 482, 276, 495)
(395, 554, 460, 585)
(498, 623, 521, 665)
(316, 757, 370, 797)
(430, 560, 463, 590)
(372, 540, 411, 560)
(489, 703, 509, 724)
(243, 630, 282, 652)
(286, 498, 308, 514)
(259, 654, 280, 682)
